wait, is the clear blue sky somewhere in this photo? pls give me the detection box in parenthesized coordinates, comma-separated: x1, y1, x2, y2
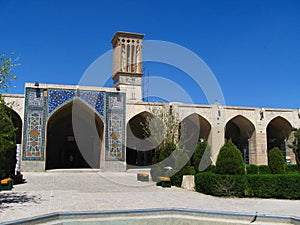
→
(1, 0, 299, 108)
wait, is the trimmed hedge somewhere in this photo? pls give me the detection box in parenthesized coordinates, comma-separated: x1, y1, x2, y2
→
(195, 172, 247, 197)
(258, 165, 271, 174)
(285, 164, 299, 174)
(247, 174, 300, 199)
(246, 165, 259, 174)
(195, 172, 300, 199)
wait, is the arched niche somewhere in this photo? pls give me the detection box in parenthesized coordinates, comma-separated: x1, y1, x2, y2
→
(126, 111, 154, 168)
(267, 116, 292, 163)
(180, 113, 211, 142)
(225, 115, 255, 164)
(9, 108, 22, 145)
(46, 100, 104, 170)
(180, 113, 212, 166)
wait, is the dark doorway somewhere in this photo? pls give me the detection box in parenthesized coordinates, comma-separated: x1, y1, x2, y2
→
(46, 101, 104, 170)
(6, 109, 22, 175)
(267, 116, 292, 163)
(225, 115, 255, 165)
(126, 111, 155, 168)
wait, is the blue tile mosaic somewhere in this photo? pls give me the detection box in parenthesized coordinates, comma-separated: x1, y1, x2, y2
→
(79, 90, 104, 117)
(48, 89, 105, 118)
(23, 86, 126, 164)
(105, 92, 126, 161)
(22, 88, 46, 161)
(48, 89, 76, 115)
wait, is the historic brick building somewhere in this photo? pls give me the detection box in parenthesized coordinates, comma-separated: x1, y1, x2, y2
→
(4, 32, 299, 172)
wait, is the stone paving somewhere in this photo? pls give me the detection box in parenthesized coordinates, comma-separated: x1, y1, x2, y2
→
(0, 170, 300, 223)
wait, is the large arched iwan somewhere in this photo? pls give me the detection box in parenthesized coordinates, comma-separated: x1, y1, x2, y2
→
(46, 100, 104, 170)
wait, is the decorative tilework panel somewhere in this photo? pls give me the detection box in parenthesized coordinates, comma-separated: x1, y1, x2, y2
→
(23, 87, 46, 161)
(48, 89, 105, 118)
(79, 91, 104, 116)
(22, 109, 46, 161)
(105, 93, 126, 161)
(108, 94, 123, 110)
(27, 89, 44, 107)
(48, 89, 76, 115)
(107, 112, 124, 159)
(25, 112, 43, 158)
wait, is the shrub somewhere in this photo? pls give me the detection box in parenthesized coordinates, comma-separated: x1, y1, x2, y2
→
(246, 165, 259, 174)
(150, 142, 176, 181)
(268, 147, 285, 174)
(258, 165, 271, 174)
(171, 166, 195, 187)
(0, 97, 16, 179)
(192, 140, 212, 172)
(158, 142, 176, 162)
(205, 165, 216, 173)
(173, 147, 191, 170)
(285, 164, 299, 174)
(195, 172, 300, 199)
(215, 140, 245, 175)
(247, 174, 300, 199)
(195, 172, 247, 197)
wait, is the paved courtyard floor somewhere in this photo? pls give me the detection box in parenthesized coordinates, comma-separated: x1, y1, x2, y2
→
(0, 170, 300, 223)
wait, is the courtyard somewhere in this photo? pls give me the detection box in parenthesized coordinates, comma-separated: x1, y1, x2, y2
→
(0, 171, 300, 224)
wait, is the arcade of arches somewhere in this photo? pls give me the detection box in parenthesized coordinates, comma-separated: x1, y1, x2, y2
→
(125, 112, 295, 167)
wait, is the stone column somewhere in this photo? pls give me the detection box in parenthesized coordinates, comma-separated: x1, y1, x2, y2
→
(253, 132, 268, 165)
(209, 104, 225, 164)
(253, 108, 268, 165)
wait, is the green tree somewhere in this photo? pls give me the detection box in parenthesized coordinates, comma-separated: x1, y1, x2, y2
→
(0, 96, 16, 178)
(268, 147, 285, 174)
(1, 52, 18, 92)
(0, 52, 18, 178)
(142, 105, 180, 149)
(142, 105, 182, 165)
(192, 139, 212, 172)
(215, 140, 245, 175)
(288, 128, 300, 170)
(144, 105, 195, 181)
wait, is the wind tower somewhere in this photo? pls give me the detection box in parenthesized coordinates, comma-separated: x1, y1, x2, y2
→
(111, 31, 144, 101)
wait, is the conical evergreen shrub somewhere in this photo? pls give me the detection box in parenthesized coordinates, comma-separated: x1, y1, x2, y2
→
(215, 140, 245, 175)
(268, 147, 285, 174)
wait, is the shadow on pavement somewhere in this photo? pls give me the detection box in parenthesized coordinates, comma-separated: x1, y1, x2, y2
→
(0, 192, 41, 209)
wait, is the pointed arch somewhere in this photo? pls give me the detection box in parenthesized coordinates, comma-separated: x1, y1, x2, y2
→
(7, 107, 22, 145)
(126, 111, 154, 168)
(180, 113, 211, 141)
(267, 116, 293, 163)
(4, 107, 23, 174)
(225, 115, 256, 164)
(46, 99, 104, 170)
